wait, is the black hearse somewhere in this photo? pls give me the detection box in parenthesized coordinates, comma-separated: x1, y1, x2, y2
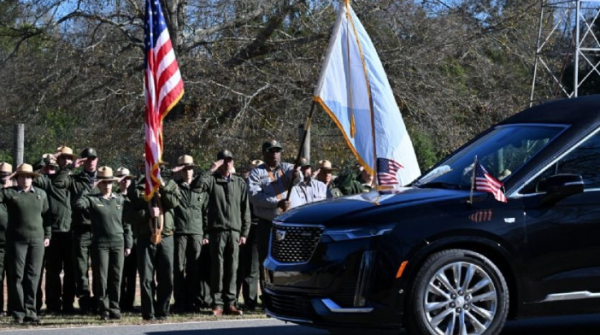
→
(263, 96, 600, 335)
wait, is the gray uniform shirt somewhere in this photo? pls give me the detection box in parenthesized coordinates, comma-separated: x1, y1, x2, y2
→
(248, 162, 301, 221)
(289, 179, 327, 209)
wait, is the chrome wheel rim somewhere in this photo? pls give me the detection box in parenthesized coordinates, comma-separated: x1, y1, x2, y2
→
(423, 261, 498, 335)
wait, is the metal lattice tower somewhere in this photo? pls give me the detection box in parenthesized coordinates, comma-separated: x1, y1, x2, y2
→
(530, 0, 600, 106)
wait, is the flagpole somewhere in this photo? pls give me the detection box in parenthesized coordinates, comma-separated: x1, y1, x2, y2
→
(468, 155, 477, 204)
(285, 101, 317, 201)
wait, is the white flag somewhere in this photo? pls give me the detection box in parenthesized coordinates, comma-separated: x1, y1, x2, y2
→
(313, 1, 421, 185)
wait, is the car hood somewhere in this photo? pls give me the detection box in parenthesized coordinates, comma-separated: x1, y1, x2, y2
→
(275, 187, 468, 225)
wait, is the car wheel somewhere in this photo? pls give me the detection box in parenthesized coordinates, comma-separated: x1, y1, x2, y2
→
(405, 249, 509, 335)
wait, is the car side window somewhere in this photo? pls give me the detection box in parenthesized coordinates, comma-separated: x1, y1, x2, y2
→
(522, 132, 600, 193)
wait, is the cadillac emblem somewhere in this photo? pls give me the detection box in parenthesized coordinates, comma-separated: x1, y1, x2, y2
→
(275, 229, 286, 241)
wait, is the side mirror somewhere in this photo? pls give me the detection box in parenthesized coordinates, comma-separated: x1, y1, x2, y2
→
(539, 174, 584, 206)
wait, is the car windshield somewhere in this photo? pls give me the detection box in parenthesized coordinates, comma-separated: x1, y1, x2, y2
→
(415, 125, 565, 189)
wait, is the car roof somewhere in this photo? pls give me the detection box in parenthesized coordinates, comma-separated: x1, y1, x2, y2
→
(499, 95, 600, 128)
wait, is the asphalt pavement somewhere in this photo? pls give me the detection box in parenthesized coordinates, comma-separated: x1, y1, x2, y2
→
(1, 314, 599, 335)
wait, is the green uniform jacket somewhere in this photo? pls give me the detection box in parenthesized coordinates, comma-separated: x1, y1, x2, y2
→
(75, 191, 133, 248)
(55, 168, 97, 227)
(192, 172, 251, 238)
(34, 174, 71, 232)
(0, 187, 50, 240)
(116, 187, 134, 223)
(0, 202, 7, 244)
(173, 179, 207, 236)
(124, 176, 180, 239)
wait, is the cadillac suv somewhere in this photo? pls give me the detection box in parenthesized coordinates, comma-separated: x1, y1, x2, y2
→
(263, 95, 600, 334)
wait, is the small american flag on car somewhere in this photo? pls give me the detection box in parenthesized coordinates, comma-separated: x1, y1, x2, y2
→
(377, 157, 403, 185)
(475, 161, 507, 203)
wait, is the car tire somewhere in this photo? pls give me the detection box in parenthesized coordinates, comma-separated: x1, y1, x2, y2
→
(405, 249, 509, 335)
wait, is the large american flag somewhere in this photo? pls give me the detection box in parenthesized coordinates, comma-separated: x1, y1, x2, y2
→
(144, 0, 184, 200)
(377, 157, 403, 185)
(475, 161, 507, 203)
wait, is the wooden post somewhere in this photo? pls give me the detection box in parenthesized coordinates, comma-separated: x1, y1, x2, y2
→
(13, 123, 24, 167)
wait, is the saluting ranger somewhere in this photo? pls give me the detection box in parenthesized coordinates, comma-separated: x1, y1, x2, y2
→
(172, 155, 207, 313)
(1, 164, 50, 324)
(55, 147, 99, 313)
(34, 148, 76, 314)
(75, 166, 132, 320)
(178, 150, 251, 316)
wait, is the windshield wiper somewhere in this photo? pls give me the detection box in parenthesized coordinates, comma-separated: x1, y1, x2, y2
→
(418, 182, 468, 190)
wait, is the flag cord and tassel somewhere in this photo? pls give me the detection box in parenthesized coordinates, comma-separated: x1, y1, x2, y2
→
(285, 101, 317, 201)
(468, 155, 477, 204)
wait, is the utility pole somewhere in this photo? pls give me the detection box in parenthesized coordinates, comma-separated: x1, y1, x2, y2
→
(531, 0, 600, 106)
(13, 123, 24, 168)
(298, 123, 310, 162)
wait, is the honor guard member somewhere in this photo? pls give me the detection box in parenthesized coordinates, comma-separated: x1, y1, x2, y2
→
(125, 160, 179, 321)
(172, 155, 206, 313)
(289, 158, 327, 208)
(34, 149, 76, 314)
(236, 159, 262, 311)
(75, 167, 133, 320)
(247, 140, 301, 285)
(114, 167, 138, 313)
(1, 164, 50, 324)
(316, 160, 343, 198)
(0, 163, 13, 316)
(55, 147, 99, 313)
(181, 149, 250, 316)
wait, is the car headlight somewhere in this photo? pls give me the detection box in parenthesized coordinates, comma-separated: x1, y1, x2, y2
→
(322, 223, 396, 241)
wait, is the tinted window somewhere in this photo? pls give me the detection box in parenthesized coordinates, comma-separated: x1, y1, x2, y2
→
(523, 131, 600, 193)
(416, 125, 564, 189)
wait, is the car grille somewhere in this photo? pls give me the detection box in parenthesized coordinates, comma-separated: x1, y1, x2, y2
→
(265, 289, 314, 319)
(270, 224, 324, 263)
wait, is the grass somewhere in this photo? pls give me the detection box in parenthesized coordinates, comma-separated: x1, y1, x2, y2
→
(0, 308, 269, 330)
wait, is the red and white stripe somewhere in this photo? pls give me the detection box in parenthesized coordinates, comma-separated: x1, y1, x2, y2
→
(144, 4, 184, 201)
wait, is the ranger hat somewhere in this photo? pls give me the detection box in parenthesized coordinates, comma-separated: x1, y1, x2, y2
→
(115, 167, 136, 180)
(15, 164, 40, 179)
(217, 150, 234, 160)
(81, 147, 98, 159)
(262, 140, 283, 152)
(299, 157, 311, 168)
(177, 155, 196, 167)
(0, 162, 12, 177)
(56, 146, 78, 159)
(43, 154, 59, 168)
(96, 166, 118, 182)
(239, 159, 263, 173)
(318, 160, 338, 172)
